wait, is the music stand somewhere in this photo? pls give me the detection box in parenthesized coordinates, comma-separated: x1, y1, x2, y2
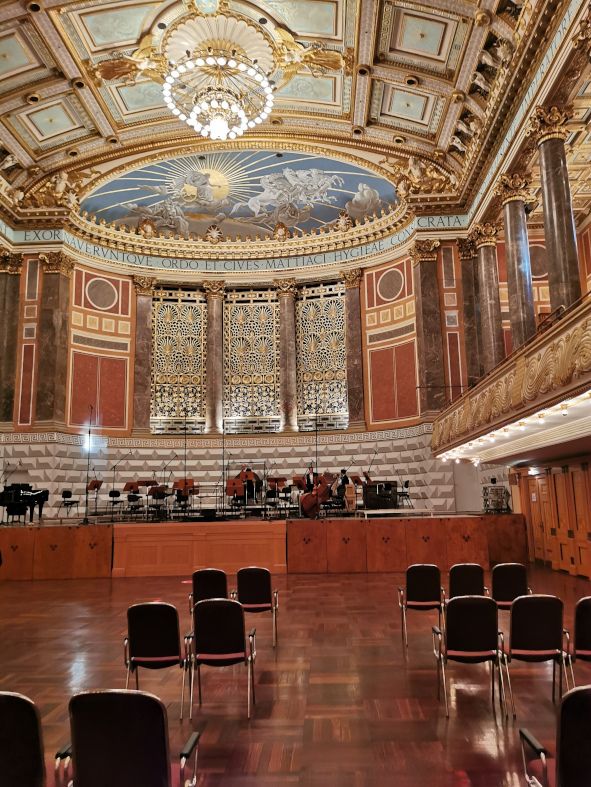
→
(137, 479, 157, 514)
(226, 478, 244, 511)
(87, 479, 103, 515)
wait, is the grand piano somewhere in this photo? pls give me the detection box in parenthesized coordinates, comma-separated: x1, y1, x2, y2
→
(0, 483, 50, 523)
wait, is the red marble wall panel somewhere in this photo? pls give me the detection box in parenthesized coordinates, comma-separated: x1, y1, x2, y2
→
(578, 225, 591, 293)
(395, 341, 418, 418)
(437, 243, 466, 402)
(18, 344, 35, 426)
(369, 347, 397, 422)
(70, 352, 98, 425)
(14, 257, 41, 429)
(70, 352, 127, 428)
(98, 357, 127, 428)
(73, 269, 131, 316)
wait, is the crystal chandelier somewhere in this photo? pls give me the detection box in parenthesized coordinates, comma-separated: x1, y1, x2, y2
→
(162, 48, 275, 141)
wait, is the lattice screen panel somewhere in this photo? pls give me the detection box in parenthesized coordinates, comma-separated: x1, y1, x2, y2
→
(151, 289, 207, 434)
(296, 282, 349, 431)
(223, 290, 281, 433)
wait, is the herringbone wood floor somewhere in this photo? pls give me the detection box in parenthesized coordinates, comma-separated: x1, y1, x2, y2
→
(1, 566, 590, 786)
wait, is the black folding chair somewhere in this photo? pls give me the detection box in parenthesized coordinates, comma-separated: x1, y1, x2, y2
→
(57, 490, 79, 518)
(124, 602, 188, 720)
(0, 691, 49, 787)
(491, 562, 531, 609)
(520, 685, 591, 787)
(189, 568, 228, 614)
(398, 564, 442, 649)
(502, 594, 568, 718)
(566, 596, 591, 688)
(68, 690, 200, 787)
(187, 598, 256, 720)
(234, 566, 279, 647)
(432, 596, 507, 718)
(445, 563, 488, 602)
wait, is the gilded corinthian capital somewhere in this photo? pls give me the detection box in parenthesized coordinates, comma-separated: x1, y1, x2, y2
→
(0, 251, 23, 274)
(527, 105, 573, 145)
(494, 172, 533, 205)
(39, 251, 75, 277)
(410, 239, 440, 266)
(340, 268, 363, 288)
(133, 275, 157, 296)
(202, 280, 225, 299)
(468, 223, 499, 248)
(457, 238, 476, 260)
(273, 277, 297, 296)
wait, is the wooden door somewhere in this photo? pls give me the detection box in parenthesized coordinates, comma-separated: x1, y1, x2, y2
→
(528, 478, 545, 561)
(537, 476, 558, 568)
(552, 471, 577, 574)
(571, 466, 591, 579)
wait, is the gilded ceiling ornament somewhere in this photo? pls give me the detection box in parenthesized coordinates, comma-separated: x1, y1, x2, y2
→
(204, 224, 224, 244)
(133, 275, 157, 296)
(137, 218, 159, 238)
(84, 35, 166, 87)
(272, 222, 290, 242)
(0, 152, 20, 175)
(410, 239, 440, 266)
(527, 105, 573, 144)
(275, 27, 344, 89)
(572, 6, 591, 52)
(494, 172, 534, 205)
(39, 252, 75, 277)
(340, 268, 363, 288)
(202, 280, 226, 298)
(475, 10, 491, 25)
(457, 239, 477, 260)
(379, 156, 456, 197)
(333, 210, 353, 232)
(468, 223, 499, 248)
(22, 168, 98, 211)
(0, 251, 23, 274)
(273, 278, 298, 296)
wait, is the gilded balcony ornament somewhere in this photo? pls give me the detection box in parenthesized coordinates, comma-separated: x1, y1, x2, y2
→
(202, 280, 226, 298)
(133, 276, 157, 296)
(457, 238, 477, 260)
(272, 222, 290, 242)
(468, 223, 498, 249)
(333, 210, 353, 232)
(527, 105, 573, 145)
(273, 278, 298, 296)
(0, 251, 23, 274)
(39, 252, 75, 277)
(494, 172, 534, 205)
(204, 224, 224, 244)
(410, 239, 440, 266)
(340, 268, 363, 288)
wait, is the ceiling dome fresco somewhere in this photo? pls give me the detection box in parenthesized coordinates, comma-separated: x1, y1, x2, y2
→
(81, 150, 398, 239)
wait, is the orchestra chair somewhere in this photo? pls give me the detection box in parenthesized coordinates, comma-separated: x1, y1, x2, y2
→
(189, 568, 228, 614)
(491, 562, 532, 609)
(186, 599, 256, 720)
(398, 564, 443, 650)
(233, 566, 279, 647)
(432, 596, 507, 718)
(57, 489, 79, 518)
(519, 685, 591, 787)
(108, 489, 123, 520)
(126, 492, 143, 519)
(444, 563, 488, 604)
(0, 691, 57, 787)
(67, 690, 200, 787)
(398, 480, 413, 508)
(501, 594, 569, 718)
(124, 602, 188, 720)
(147, 485, 168, 521)
(565, 596, 591, 688)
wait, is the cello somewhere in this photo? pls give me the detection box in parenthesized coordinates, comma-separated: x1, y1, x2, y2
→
(300, 473, 333, 519)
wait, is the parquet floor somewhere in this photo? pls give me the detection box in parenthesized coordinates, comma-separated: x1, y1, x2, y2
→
(1, 566, 590, 786)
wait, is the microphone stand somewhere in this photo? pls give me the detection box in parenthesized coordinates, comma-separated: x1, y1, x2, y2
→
(110, 450, 131, 522)
(82, 405, 93, 525)
(162, 454, 177, 487)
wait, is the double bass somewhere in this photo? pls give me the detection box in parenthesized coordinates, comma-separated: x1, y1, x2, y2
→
(300, 472, 334, 519)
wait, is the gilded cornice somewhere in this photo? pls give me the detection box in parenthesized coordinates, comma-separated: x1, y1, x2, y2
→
(273, 278, 298, 296)
(0, 251, 23, 274)
(468, 223, 499, 249)
(340, 268, 363, 289)
(133, 275, 157, 296)
(527, 105, 573, 145)
(457, 238, 477, 261)
(202, 280, 226, 298)
(39, 251, 75, 277)
(494, 172, 534, 206)
(410, 239, 440, 266)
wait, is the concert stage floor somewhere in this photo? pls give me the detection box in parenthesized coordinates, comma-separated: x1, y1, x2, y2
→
(0, 514, 527, 580)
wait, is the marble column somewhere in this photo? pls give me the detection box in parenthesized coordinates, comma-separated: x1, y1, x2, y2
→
(132, 276, 156, 433)
(529, 105, 581, 311)
(274, 278, 299, 432)
(469, 223, 505, 373)
(203, 280, 225, 434)
(35, 252, 73, 427)
(495, 172, 537, 348)
(0, 253, 22, 423)
(412, 240, 446, 413)
(341, 268, 366, 427)
(457, 239, 482, 385)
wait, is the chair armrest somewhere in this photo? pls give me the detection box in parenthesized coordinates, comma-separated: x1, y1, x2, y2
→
(188, 592, 193, 615)
(230, 589, 237, 600)
(484, 585, 490, 596)
(248, 628, 257, 661)
(432, 626, 442, 637)
(519, 728, 548, 757)
(527, 586, 533, 595)
(563, 628, 570, 652)
(397, 587, 404, 608)
(55, 741, 72, 777)
(273, 589, 279, 609)
(123, 636, 129, 667)
(440, 586, 446, 604)
(179, 730, 201, 786)
(432, 626, 442, 660)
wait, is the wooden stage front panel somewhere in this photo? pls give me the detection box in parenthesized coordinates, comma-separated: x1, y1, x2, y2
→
(112, 520, 287, 577)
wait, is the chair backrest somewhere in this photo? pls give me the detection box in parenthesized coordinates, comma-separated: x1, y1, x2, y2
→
(405, 564, 441, 603)
(62, 490, 72, 500)
(449, 563, 485, 599)
(510, 594, 563, 653)
(236, 566, 272, 606)
(491, 562, 528, 603)
(574, 596, 591, 653)
(109, 490, 120, 499)
(193, 599, 246, 665)
(127, 603, 181, 662)
(192, 568, 228, 603)
(404, 480, 410, 489)
(445, 596, 498, 657)
(557, 686, 591, 787)
(0, 692, 45, 787)
(69, 690, 170, 787)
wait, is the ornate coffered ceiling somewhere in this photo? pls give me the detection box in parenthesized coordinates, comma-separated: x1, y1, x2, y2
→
(0, 0, 586, 235)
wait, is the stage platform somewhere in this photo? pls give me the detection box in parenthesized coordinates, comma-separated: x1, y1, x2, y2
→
(0, 514, 527, 580)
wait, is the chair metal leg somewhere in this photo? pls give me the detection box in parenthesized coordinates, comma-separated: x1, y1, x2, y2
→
(247, 660, 252, 720)
(135, 668, 139, 690)
(189, 659, 195, 721)
(401, 605, 408, 649)
(125, 664, 131, 690)
(503, 654, 516, 718)
(567, 654, 576, 689)
(180, 663, 186, 721)
(197, 663, 202, 705)
(441, 659, 449, 718)
(552, 659, 556, 703)
(436, 657, 441, 701)
(497, 658, 508, 718)
(558, 656, 564, 699)
(491, 661, 495, 706)
(272, 606, 278, 648)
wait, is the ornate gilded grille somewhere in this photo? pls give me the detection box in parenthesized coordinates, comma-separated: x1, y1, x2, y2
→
(223, 290, 281, 433)
(151, 289, 207, 434)
(296, 283, 349, 431)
